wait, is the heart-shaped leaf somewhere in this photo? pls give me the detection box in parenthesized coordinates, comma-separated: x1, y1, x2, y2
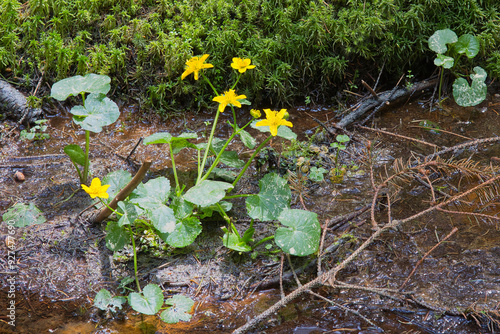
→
(105, 221, 129, 251)
(246, 173, 291, 221)
(238, 128, 257, 149)
(183, 180, 233, 207)
(428, 29, 458, 54)
(275, 209, 320, 256)
(2, 203, 46, 227)
(143, 132, 198, 154)
(129, 177, 171, 210)
(51, 74, 111, 101)
(146, 204, 176, 233)
(453, 66, 487, 107)
(71, 93, 120, 133)
(64, 144, 86, 166)
(94, 289, 126, 312)
(160, 295, 194, 323)
(128, 284, 164, 315)
(434, 54, 455, 69)
(157, 216, 202, 248)
(454, 34, 480, 58)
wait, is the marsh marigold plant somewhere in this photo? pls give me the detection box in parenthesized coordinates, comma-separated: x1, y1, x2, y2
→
(231, 58, 256, 73)
(213, 89, 246, 112)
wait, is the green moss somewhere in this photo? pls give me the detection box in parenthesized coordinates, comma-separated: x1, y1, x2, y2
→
(0, 0, 499, 112)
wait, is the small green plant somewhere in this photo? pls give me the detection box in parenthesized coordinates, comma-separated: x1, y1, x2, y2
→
(20, 119, 50, 141)
(428, 29, 487, 107)
(50, 74, 120, 184)
(308, 166, 327, 182)
(330, 134, 350, 166)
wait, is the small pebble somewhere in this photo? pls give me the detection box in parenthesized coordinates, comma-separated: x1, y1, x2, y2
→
(14, 171, 25, 182)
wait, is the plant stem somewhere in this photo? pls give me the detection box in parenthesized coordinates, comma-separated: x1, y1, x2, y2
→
(253, 235, 274, 249)
(129, 226, 141, 292)
(223, 194, 252, 199)
(199, 131, 237, 183)
(197, 108, 221, 185)
(83, 129, 90, 184)
(168, 143, 181, 195)
(232, 135, 272, 187)
(438, 67, 444, 107)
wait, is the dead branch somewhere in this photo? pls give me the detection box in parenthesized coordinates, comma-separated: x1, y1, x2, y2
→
(90, 159, 152, 224)
(356, 124, 440, 149)
(232, 173, 500, 334)
(336, 78, 438, 129)
(0, 78, 43, 124)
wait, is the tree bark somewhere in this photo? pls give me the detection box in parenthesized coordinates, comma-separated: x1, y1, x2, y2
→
(0, 79, 43, 124)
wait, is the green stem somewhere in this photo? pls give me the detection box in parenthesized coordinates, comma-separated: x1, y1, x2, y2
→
(223, 194, 252, 199)
(169, 143, 181, 195)
(438, 67, 444, 107)
(203, 73, 218, 96)
(253, 235, 274, 249)
(197, 108, 221, 185)
(232, 135, 273, 187)
(83, 130, 90, 184)
(129, 226, 141, 292)
(231, 73, 242, 90)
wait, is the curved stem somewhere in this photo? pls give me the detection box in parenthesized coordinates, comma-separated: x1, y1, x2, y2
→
(83, 130, 90, 184)
(253, 235, 274, 249)
(197, 108, 221, 185)
(232, 135, 272, 187)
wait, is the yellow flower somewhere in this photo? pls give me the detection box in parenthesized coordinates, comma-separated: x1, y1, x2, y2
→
(231, 58, 256, 73)
(212, 89, 246, 112)
(81, 178, 110, 199)
(250, 109, 261, 118)
(255, 109, 293, 136)
(181, 54, 214, 80)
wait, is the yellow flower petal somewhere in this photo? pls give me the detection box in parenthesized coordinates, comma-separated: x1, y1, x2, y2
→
(181, 54, 214, 80)
(230, 57, 256, 73)
(212, 89, 246, 113)
(82, 177, 110, 199)
(255, 109, 293, 136)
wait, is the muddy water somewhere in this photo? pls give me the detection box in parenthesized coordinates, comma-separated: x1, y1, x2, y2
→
(1, 91, 500, 333)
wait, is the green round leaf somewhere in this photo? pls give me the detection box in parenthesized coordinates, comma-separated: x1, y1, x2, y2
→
(94, 289, 126, 312)
(453, 67, 487, 107)
(105, 221, 129, 251)
(2, 203, 46, 227)
(117, 201, 138, 227)
(434, 54, 454, 69)
(183, 180, 233, 207)
(102, 170, 132, 201)
(160, 295, 194, 323)
(161, 216, 202, 248)
(50, 74, 111, 101)
(147, 204, 176, 233)
(246, 173, 291, 221)
(71, 93, 120, 133)
(428, 29, 458, 54)
(129, 177, 171, 210)
(275, 209, 320, 256)
(454, 34, 480, 58)
(128, 284, 164, 315)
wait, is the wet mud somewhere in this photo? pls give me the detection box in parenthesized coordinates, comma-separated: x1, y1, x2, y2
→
(1, 90, 500, 333)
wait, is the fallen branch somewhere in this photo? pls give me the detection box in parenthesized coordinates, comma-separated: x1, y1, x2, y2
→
(90, 159, 152, 224)
(0, 79, 42, 124)
(336, 78, 438, 129)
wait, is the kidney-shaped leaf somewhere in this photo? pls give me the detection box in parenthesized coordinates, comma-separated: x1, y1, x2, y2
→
(160, 295, 194, 323)
(275, 209, 320, 256)
(434, 54, 454, 69)
(453, 66, 487, 107)
(117, 201, 138, 227)
(251, 120, 297, 140)
(246, 173, 291, 221)
(183, 180, 233, 207)
(105, 221, 129, 251)
(2, 203, 46, 227)
(129, 177, 171, 210)
(146, 204, 176, 234)
(71, 93, 120, 133)
(428, 29, 458, 54)
(143, 132, 198, 154)
(157, 216, 202, 248)
(454, 34, 480, 58)
(94, 289, 126, 312)
(128, 284, 164, 315)
(51, 74, 111, 101)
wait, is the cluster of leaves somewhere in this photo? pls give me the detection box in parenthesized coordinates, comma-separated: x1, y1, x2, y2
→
(0, 0, 499, 111)
(429, 29, 487, 106)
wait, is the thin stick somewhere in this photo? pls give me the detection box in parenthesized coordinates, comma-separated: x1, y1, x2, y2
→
(399, 227, 458, 290)
(361, 80, 379, 100)
(356, 124, 439, 148)
(90, 159, 152, 223)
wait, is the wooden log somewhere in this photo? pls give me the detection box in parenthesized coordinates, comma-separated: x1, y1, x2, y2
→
(0, 79, 43, 124)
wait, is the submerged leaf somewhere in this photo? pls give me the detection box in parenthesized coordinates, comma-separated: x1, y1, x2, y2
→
(128, 284, 164, 315)
(160, 295, 194, 323)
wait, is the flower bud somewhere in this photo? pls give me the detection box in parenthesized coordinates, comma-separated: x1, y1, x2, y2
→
(250, 109, 261, 118)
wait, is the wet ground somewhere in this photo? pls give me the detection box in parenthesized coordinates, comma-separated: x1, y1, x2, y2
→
(1, 87, 500, 333)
